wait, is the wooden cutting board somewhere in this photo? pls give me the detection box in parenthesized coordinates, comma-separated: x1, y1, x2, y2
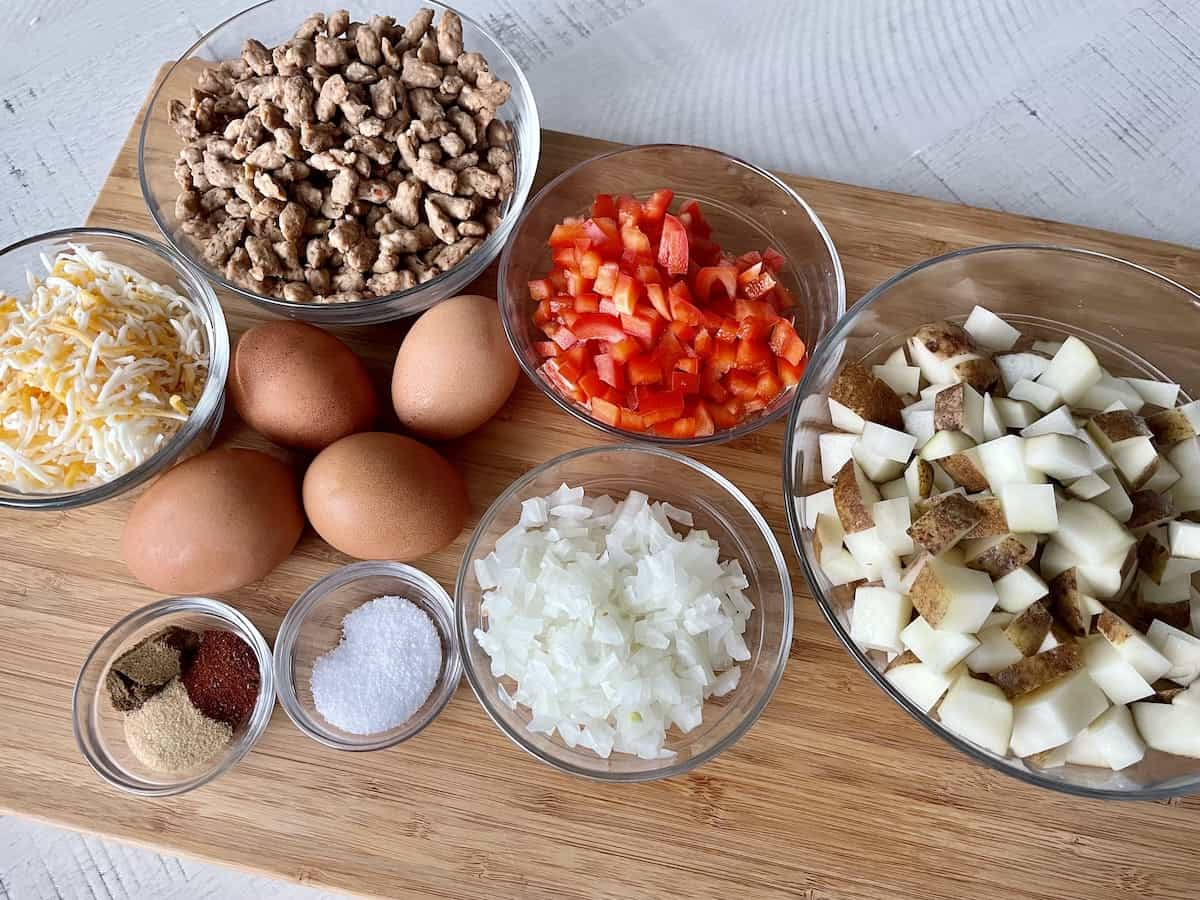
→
(2, 66, 1198, 900)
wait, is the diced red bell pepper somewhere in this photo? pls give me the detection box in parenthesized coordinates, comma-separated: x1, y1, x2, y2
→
(534, 340, 559, 358)
(533, 299, 553, 326)
(529, 278, 553, 301)
(594, 353, 626, 390)
(584, 217, 622, 257)
(709, 397, 743, 428)
(756, 370, 783, 402)
(735, 337, 774, 373)
(560, 309, 580, 329)
(627, 354, 662, 386)
(565, 269, 591, 297)
(739, 263, 778, 300)
(762, 247, 786, 273)
(646, 283, 671, 320)
(653, 329, 687, 372)
(548, 269, 567, 292)
(539, 358, 584, 401)
(621, 225, 653, 257)
(578, 370, 605, 398)
(736, 316, 770, 342)
(661, 416, 697, 438)
(694, 266, 739, 302)
(694, 400, 716, 437)
(735, 297, 778, 322)
(577, 249, 603, 279)
(608, 336, 641, 363)
(675, 356, 699, 374)
(679, 198, 712, 239)
(668, 284, 704, 326)
(591, 194, 618, 220)
(669, 320, 698, 343)
(671, 369, 700, 395)
(693, 328, 714, 359)
(598, 296, 618, 316)
(574, 293, 600, 313)
(590, 396, 622, 426)
(571, 313, 627, 343)
(618, 408, 646, 431)
(612, 272, 642, 315)
(688, 238, 721, 267)
(549, 222, 588, 248)
(726, 370, 759, 398)
(701, 366, 728, 402)
(778, 356, 806, 388)
(548, 323, 578, 350)
(657, 214, 689, 276)
(593, 261, 620, 296)
(744, 397, 767, 414)
(642, 188, 673, 222)
(561, 343, 589, 372)
(769, 319, 806, 367)
(631, 386, 685, 424)
(617, 196, 643, 226)
(635, 263, 662, 285)
(552, 246, 577, 269)
(734, 250, 763, 272)
(709, 340, 737, 376)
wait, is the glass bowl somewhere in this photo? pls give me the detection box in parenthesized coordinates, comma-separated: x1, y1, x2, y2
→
(784, 243, 1200, 799)
(0, 227, 228, 510)
(139, 0, 540, 325)
(456, 444, 793, 781)
(72, 597, 275, 797)
(498, 143, 844, 445)
(274, 561, 462, 751)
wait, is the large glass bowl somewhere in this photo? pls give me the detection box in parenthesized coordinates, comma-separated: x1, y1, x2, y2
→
(784, 243, 1200, 799)
(139, 0, 540, 325)
(499, 144, 844, 445)
(456, 444, 793, 781)
(0, 228, 228, 510)
(73, 597, 276, 797)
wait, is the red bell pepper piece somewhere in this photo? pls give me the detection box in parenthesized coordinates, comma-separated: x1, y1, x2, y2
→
(778, 356, 806, 388)
(593, 261, 620, 296)
(669, 320, 698, 343)
(589, 395, 622, 426)
(571, 313, 627, 343)
(608, 336, 641, 363)
(534, 340, 559, 358)
(657, 214, 689, 276)
(621, 225, 653, 257)
(574, 293, 600, 313)
(756, 370, 783, 402)
(565, 269, 591, 297)
(612, 273, 642, 315)
(709, 340, 737, 376)
(528, 278, 553, 301)
(642, 188, 674, 222)
(631, 387, 685, 424)
(594, 353, 626, 390)
(578, 370, 605, 398)
(670, 369, 700, 395)
(693, 400, 716, 437)
(735, 337, 773, 373)
(591, 194, 618, 220)
(646, 283, 671, 320)
(617, 196, 643, 226)
(694, 266, 739, 302)
(549, 222, 588, 248)
(583, 217, 621, 257)
(678, 198, 712, 239)
(762, 247, 786, 273)
(675, 356, 700, 374)
(734, 250, 763, 272)
(725, 370, 759, 398)
(769, 319, 807, 367)
(627, 354, 663, 386)
(577, 249, 603, 279)
(539, 358, 584, 402)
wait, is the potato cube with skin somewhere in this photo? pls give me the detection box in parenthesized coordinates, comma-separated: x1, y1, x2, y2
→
(884, 659, 955, 713)
(994, 565, 1049, 613)
(1148, 403, 1200, 446)
(902, 402, 936, 447)
(978, 435, 1046, 490)
(872, 364, 921, 397)
(828, 363, 904, 431)
(904, 457, 934, 503)
(860, 422, 918, 463)
(994, 397, 1040, 429)
(939, 447, 989, 492)
(1004, 601, 1053, 656)
(1097, 610, 1172, 683)
(934, 383, 984, 442)
(802, 488, 836, 529)
(833, 459, 881, 534)
(918, 429, 975, 462)
(1054, 499, 1135, 565)
(879, 478, 909, 503)
(1023, 434, 1095, 480)
(1079, 373, 1145, 414)
(964, 306, 1021, 351)
(900, 615, 979, 672)
(1074, 428, 1115, 473)
(908, 557, 998, 633)
(820, 548, 866, 586)
(998, 483, 1058, 534)
(1067, 472, 1110, 500)
(1093, 468, 1134, 522)
(1064, 703, 1145, 770)
(1169, 520, 1200, 560)
(1147, 620, 1200, 686)
(850, 586, 912, 653)
(1168, 438, 1200, 513)
(1125, 378, 1180, 410)
(884, 347, 908, 368)
(992, 644, 1083, 699)
(819, 432, 857, 484)
(1081, 634, 1155, 704)
(981, 393, 1005, 441)
(906, 493, 982, 555)
(1020, 406, 1077, 438)
(1131, 702, 1200, 758)
(1141, 456, 1180, 494)
(1036, 335, 1103, 404)
(811, 513, 845, 567)
(1109, 438, 1161, 491)
(962, 532, 1036, 579)
(829, 397, 867, 434)
(873, 498, 915, 556)
(938, 672, 1014, 756)
(1010, 379, 1062, 413)
(996, 353, 1050, 393)
(966, 626, 1025, 675)
(1009, 668, 1109, 758)
(843, 527, 899, 583)
(851, 438, 905, 483)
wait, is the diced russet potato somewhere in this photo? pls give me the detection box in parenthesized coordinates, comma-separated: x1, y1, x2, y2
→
(1148, 404, 1200, 447)
(852, 438, 905, 482)
(900, 615, 979, 672)
(884, 658, 956, 713)
(1048, 568, 1095, 636)
(844, 527, 900, 583)
(1147, 619, 1200, 686)
(1131, 701, 1200, 758)
(1023, 433, 1096, 480)
(1097, 610, 1172, 683)
(1167, 438, 1200, 513)
(1009, 668, 1109, 758)
(832, 458, 880, 533)
(978, 435, 1046, 490)
(1036, 336, 1103, 405)
(1005, 601, 1053, 656)
(994, 397, 1040, 430)
(1079, 373, 1145, 414)
(908, 557, 998, 633)
(982, 610, 1015, 629)
(1169, 519, 1200, 559)
(812, 512, 846, 566)
(1088, 409, 1151, 452)
(1124, 378, 1179, 410)
(966, 626, 1026, 675)
(1064, 703, 1145, 770)
(1068, 472, 1110, 500)
(962, 532, 1036, 579)
(981, 393, 1005, 441)
(879, 477, 909, 503)
(907, 322, 1000, 393)
(1032, 340, 1063, 355)
(850, 586, 913, 653)
(1081, 634, 1155, 704)
(937, 672, 1014, 755)
(860, 421, 918, 464)
(907, 493, 983, 555)
(918, 429, 976, 462)
(1126, 489, 1177, 532)
(964, 305, 1021, 351)
(996, 352, 1050, 393)
(820, 548, 866, 585)
(802, 488, 837, 528)
(934, 383, 984, 441)
(873, 497, 915, 556)
(994, 565, 1050, 613)
(1053, 499, 1135, 566)
(939, 448, 990, 492)
(1010, 378, 1062, 413)
(904, 457, 934, 502)
(1137, 528, 1200, 584)
(1074, 428, 1114, 472)
(872, 363, 921, 397)
(1020, 405, 1077, 438)
(993, 643, 1083, 699)
(998, 483, 1058, 533)
(819, 432, 857, 484)
(964, 496, 1009, 539)
(829, 363, 904, 431)
(1110, 438, 1161, 491)
(1142, 456, 1180, 494)
(1092, 468, 1134, 522)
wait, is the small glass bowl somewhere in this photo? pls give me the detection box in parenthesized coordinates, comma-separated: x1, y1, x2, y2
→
(72, 597, 275, 797)
(274, 561, 462, 751)
(139, 0, 540, 325)
(456, 444, 793, 781)
(498, 143, 844, 445)
(785, 243, 1200, 799)
(0, 228, 228, 510)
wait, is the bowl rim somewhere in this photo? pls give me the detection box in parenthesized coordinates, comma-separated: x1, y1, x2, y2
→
(784, 241, 1200, 800)
(273, 560, 463, 751)
(454, 442, 795, 782)
(496, 141, 846, 447)
(0, 226, 229, 510)
(137, 0, 541, 318)
(71, 596, 276, 797)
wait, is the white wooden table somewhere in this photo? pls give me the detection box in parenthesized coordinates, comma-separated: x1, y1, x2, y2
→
(3, 0, 1199, 897)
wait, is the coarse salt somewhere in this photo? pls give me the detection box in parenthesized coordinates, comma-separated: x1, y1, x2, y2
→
(310, 595, 442, 736)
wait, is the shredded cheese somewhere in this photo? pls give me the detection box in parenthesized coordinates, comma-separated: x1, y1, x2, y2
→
(0, 244, 209, 492)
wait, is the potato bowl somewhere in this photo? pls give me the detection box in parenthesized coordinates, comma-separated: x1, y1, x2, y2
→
(784, 243, 1200, 799)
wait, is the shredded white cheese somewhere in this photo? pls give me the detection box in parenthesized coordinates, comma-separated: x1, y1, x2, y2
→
(0, 244, 209, 492)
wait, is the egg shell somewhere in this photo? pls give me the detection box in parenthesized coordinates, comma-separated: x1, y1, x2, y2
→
(229, 320, 377, 452)
(303, 431, 469, 561)
(122, 448, 305, 594)
(392, 294, 519, 440)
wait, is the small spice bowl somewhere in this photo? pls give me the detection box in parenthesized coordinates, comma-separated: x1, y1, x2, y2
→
(72, 597, 275, 797)
(274, 561, 462, 751)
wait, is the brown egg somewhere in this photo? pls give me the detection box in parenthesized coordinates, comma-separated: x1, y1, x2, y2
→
(123, 448, 305, 594)
(229, 320, 377, 452)
(392, 294, 519, 440)
(302, 432, 468, 560)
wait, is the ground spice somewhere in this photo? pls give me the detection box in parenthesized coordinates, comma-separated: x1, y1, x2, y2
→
(105, 626, 199, 712)
(123, 678, 232, 773)
(181, 630, 261, 727)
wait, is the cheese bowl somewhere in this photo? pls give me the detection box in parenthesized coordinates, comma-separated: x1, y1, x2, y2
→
(0, 227, 228, 510)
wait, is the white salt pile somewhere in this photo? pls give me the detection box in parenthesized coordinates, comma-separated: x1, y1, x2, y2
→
(310, 595, 443, 736)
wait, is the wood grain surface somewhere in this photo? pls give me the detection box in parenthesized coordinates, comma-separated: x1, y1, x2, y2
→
(2, 69, 1199, 900)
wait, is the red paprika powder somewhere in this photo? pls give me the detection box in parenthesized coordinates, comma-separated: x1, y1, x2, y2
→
(181, 630, 260, 727)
